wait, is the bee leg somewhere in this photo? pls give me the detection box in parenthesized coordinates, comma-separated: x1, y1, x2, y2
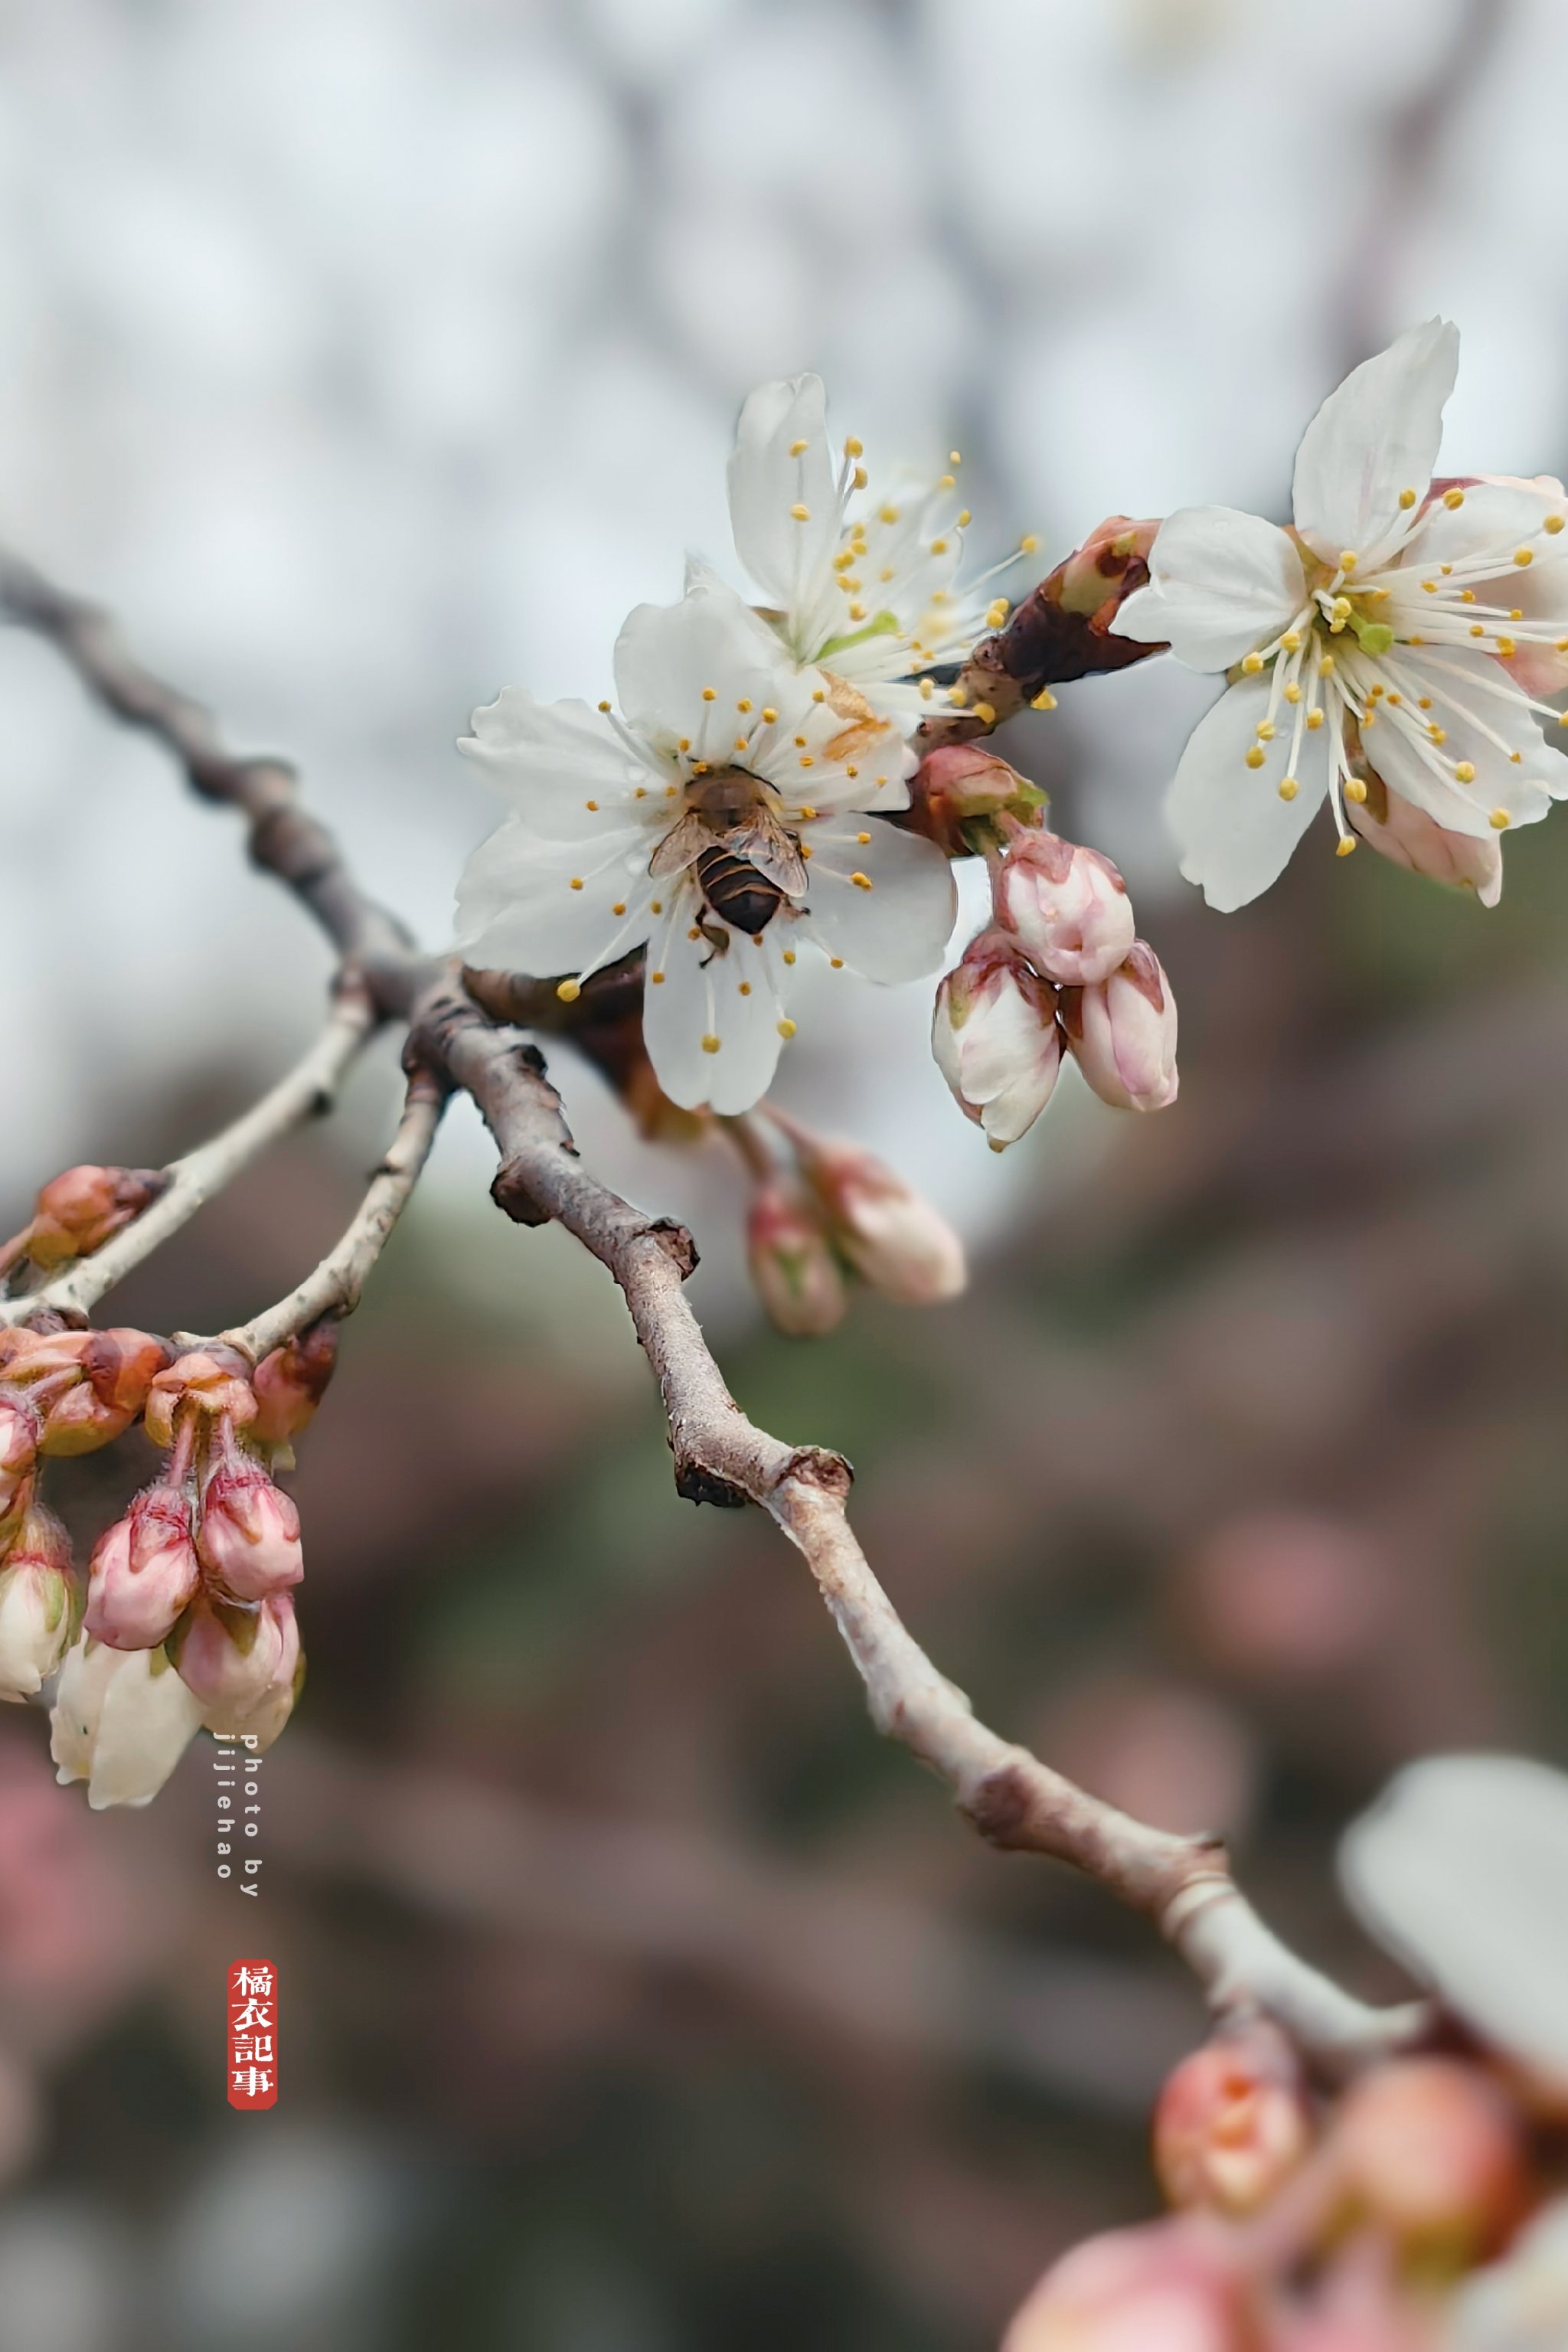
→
(697, 918, 730, 965)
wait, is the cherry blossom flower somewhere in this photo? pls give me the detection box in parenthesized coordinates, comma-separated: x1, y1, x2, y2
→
(1113, 321, 1568, 910)
(723, 374, 1035, 730)
(455, 578, 956, 1116)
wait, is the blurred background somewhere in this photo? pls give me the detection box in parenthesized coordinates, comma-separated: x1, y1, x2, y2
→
(2, 0, 1567, 2344)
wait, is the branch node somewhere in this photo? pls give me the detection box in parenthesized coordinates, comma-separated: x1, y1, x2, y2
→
(673, 1460, 752, 1510)
(779, 1444, 854, 1499)
(645, 1217, 698, 1279)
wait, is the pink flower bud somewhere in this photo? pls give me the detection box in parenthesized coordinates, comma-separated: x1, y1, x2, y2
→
(1003, 2218, 1253, 2352)
(745, 1181, 848, 1338)
(933, 933, 1062, 1150)
(1328, 2059, 1529, 2266)
(25, 1165, 165, 1269)
(49, 1635, 202, 1808)
(1154, 2029, 1312, 2216)
(251, 1318, 339, 1448)
(1060, 944, 1179, 1112)
(906, 744, 1046, 856)
(197, 1454, 303, 1600)
(0, 1504, 77, 1700)
(0, 1396, 40, 1517)
(995, 833, 1137, 986)
(172, 1592, 300, 1742)
(1054, 514, 1162, 623)
(1349, 787, 1502, 906)
(144, 1348, 257, 1451)
(84, 1485, 201, 1651)
(796, 1138, 965, 1306)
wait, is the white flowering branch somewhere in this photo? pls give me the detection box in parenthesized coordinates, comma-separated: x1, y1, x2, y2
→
(0, 544, 1429, 2078)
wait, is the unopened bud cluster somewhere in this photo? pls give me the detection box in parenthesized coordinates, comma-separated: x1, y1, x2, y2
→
(0, 1308, 335, 1811)
(929, 789, 1178, 1150)
(1003, 2030, 1558, 2350)
(743, 1118, 965, 1338)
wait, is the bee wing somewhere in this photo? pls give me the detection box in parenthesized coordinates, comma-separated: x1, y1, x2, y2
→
(648, 812, 710, 877)
(726, 817, 808, 897)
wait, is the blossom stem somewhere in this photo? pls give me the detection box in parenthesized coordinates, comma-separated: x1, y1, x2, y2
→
(0, 988, 377, 1328)
(212, 1067, 449, 1364)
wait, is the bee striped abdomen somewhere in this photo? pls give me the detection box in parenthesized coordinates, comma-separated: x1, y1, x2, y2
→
(694, 844, 785, 935)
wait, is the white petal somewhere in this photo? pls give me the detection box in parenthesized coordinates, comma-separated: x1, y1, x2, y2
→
(1341, 1753, 1568, 2080)
(87, 1649, 204, 1810)
(1292, 318, 1458, 561)
(455, 818, 654, 975)
(800, 818, 956, 982)
(1396, 481, 1561, 574)
(612, 580, 782, 744)
(727, 376, 839, 609)
(1111, 507, 1305, 671)
(1370, 647, 1556, 836)
(642, 893, 789, 1114)
(460, 691, 665, 835)
(1165, 675, 1331, 911)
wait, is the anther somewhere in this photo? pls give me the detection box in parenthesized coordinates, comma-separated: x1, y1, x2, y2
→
(556, 978, 581, 1003)
(1398, 487, 1416, 509)
(852, 466, 867, 490)
(776, 1019, 796, 1039)
(586, 799, 599, 810)
(830, 957, 844, 969)
(1318, 655, 1335, 676)
(651, 899, 663, 914)
(570, 877, 584, 890)
(1344, 778, 1368, 803)
(938, 474, 956, 491)
(738, 982, 752, 997)
(851, 872, 873, 890)
(1489, 808, 1511, 829)
(1244, 746, 1266, 769)
(651, 970, 665, 985)
(597, 699, 612, 713)
(612, 901, 626, 916)
(1335, 838, 1357, 857)
(1285, 683, 1302, 704)
(1277, 778, 1298, 801)
(1454, 761, 1477, 782)
(1241, 652, 1265, 675)
(1020, 534, 1038, 553)
(790, 503, 810, 521)
(844, 436, 863, 457)
(1031, 689, 1057, 710)
(1306, 710, 1324, 730)
(930, 537, 949, 554)
(790, 438, 808, 455)
(1338, 551, 1357, 572)
(737, 697, 753, 713)
(701, 686, 716, 701)
(1442, 488, 1465, 508)
(782, 949, 796, 965)
(957, 509, 972, 527)
(701, 1034, 720, 1054)
(1282, 630, 1302, 651)
(974, 701, 997, 726)
(856, 831, 871, 844)
(762, 707, 778, 724)
(1256, 720, 1276, 741)
(1515, 547, 1534, 567)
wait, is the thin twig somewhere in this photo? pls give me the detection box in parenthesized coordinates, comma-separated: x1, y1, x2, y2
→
(2, 987, 377, 1327)
(412, 976, 1430, 2078)
(213, 1067, 449, 1361)
(5, 547, 1429, 2075)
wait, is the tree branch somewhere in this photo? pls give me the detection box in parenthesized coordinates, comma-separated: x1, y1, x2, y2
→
(208, 1066, 449, 1363)
(2, 985, 377, 1327)
(4, 547, 1429, 2077)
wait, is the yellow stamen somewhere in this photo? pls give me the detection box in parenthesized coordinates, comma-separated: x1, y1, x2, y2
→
(556, 978, 581, 1003)
(1244, 746, 1266, 769)
(1241, 652, 1264, 675)
(1344, 778, 1367, 804)
(1398, 488, 1416, 509)
(1454, 761, 1476, 782)
(776, 1018, 796, 1040)
(1490, 808, 1511, 829)
(851, 872, 873, 890)
(701, 1034, 720, 1054)
(1336, 837, 1357, 857)
(790, 503, 810, 521)
(1278, 778, 1298, 802)
(1442, 487, 1465, 509)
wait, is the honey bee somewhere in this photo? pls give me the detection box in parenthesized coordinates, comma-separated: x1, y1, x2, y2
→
(649, 769, 808, 942)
